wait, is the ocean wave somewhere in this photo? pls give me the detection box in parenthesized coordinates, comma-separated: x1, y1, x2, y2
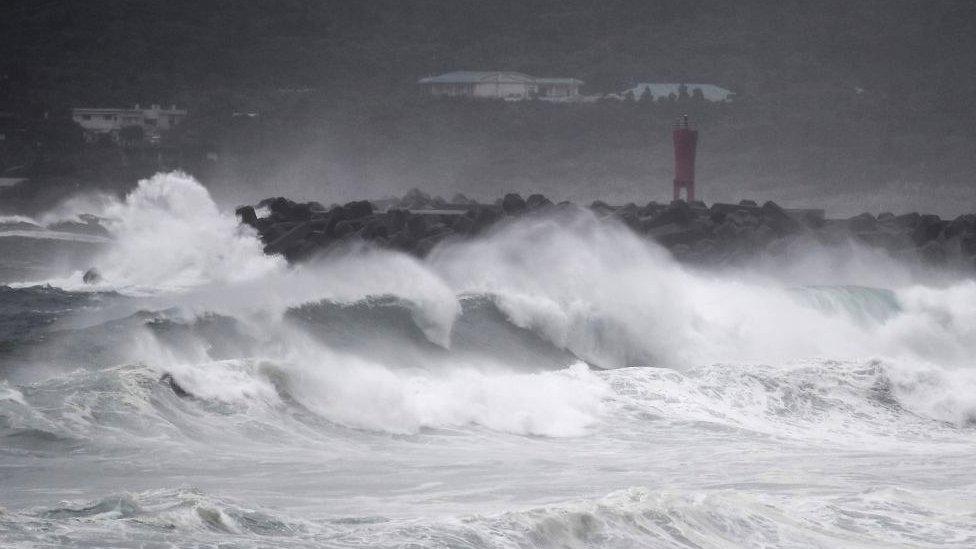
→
(11, 173, 976, 373)
(3, 352, 973, 457)
(4, 484, 974, 548)
(1, 488, 313, 547)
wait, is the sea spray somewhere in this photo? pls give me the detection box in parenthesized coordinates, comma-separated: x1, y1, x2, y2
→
(91, 172, 286, 293)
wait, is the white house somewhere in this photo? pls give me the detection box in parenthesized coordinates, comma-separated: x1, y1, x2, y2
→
(71, 104, 187, 143)
(418, 71, 583, 101)
(621, 83, 735, 102)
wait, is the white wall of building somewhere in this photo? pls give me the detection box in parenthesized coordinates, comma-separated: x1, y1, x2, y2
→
(473, 82, 533, 99)
(72, 105, 187, 142)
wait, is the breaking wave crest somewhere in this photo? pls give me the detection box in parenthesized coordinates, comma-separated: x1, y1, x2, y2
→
(4, 172, 976, 547)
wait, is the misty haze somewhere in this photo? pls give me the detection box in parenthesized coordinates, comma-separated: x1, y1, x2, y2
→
(2, 2, 976, 548)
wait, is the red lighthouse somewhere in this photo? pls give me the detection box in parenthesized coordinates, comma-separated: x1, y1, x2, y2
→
(672, 115, 698, 202)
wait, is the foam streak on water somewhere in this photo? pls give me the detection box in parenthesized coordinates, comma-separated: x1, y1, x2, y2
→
(2, 172, 976, 548)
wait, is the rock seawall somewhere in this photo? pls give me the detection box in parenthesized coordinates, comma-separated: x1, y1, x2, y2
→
(237, 189, 976, 271)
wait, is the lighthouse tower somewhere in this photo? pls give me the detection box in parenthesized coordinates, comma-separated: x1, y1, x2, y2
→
(672, 115, 699, 202)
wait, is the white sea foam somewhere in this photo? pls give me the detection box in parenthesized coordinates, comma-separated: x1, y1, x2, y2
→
(5, 171, 976, 547)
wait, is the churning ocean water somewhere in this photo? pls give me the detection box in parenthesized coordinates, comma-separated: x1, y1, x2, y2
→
(2, 173, 976, 548)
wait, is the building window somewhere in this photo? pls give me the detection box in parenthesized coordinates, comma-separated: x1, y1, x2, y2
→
(103, 115, 114, 121)
(144, 118, 157, 126)
(82, 115, 92, 121)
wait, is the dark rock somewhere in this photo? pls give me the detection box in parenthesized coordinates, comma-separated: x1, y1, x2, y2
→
(848, 212, 877, 232)
(258, 197, 312, 221)
(160, 373, 190, 398)
(946, 214, 976, 238)
(254, 217, 273, 232)
(265, 221, 312, 256)
(471, 206, 501, 233)
(308, 214, 331, 231)
(406, 215, 430, 238)
(451, 215, 475, 234)
(243, 193, 976, 274)
(343, 200, 374, 220)
(426, 222, 450, 237)
(308, 230, 332, 246)
(803, 210, 827, 229)
(235, 205, 258, 227)
(293, 203, 314, 220)
(82, 268, 101, 284)
(502, 193, 527, 215)
(618, 202, 639, 215)
(760, 201, 801, 235)
(894, 212, 921, 229)
(78, 213, 102, 225)
(526, 194, 553, 209)
(385, 209, 408, 232)
(911, 214, 945, 245)
(325, 206, 349, 234)
(646, 223, 706, 247)
(333, 219, 363, 238)
(361, 216, 390, 239)
(709, 202, 760, 224)
(261, 221, 298, 244)
(589, 200, 616, 217)
(726, 208, 761, 228)
(712, 219, 741, 241)
(640, 201, 666, 218)
(618, 210, 641, 231)
(645, 200, 694, 229)
(388, 230, 418, 252)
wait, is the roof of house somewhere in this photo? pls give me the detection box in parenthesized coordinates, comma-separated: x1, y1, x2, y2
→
(418, 71, 536, 84)
(418, 71, 583, 86)
(626, 83, 735, 101)
(535, 77, 585, 85)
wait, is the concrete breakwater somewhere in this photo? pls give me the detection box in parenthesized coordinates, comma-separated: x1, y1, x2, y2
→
(237, 189, 976, 271)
